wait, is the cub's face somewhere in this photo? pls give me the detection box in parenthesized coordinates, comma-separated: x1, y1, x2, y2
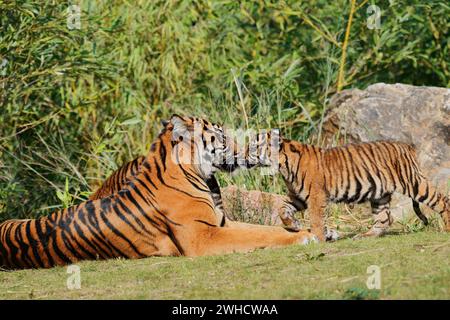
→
(245, 129, 281, 171)
(167, 114, 239, 177)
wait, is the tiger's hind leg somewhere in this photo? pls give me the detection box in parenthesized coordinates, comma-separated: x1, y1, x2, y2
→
(354, 194, 393, 239)
(412, 200, 428, 226)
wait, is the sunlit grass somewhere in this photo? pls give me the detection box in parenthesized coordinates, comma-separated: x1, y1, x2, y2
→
(1, 232, 448, 299)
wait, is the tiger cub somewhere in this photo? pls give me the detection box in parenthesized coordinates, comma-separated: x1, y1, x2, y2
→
(248, 134, 450, 241)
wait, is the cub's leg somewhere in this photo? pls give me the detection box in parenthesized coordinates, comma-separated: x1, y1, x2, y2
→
(410, 178, 450, 231)
(355, 194, 393, 239)
(307, 190, 328, 242)
(278, 195, 306, 231)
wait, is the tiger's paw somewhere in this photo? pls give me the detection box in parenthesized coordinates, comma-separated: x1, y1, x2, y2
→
(297, 231, 319, 245)
(325, 228, 340, 242)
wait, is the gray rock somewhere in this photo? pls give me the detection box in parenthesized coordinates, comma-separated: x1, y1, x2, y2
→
(321, 83, 450, 219)
(221, 185, 285, 225)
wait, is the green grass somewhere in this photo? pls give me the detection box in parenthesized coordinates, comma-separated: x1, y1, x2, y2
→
(1, 231, 449, 300)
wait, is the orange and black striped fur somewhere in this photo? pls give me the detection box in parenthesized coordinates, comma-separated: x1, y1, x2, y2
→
(90, 156, 146, 200)
(0, 115, 317, 269)
(89, 155, 228, 220)
(250, 136, 450, 241)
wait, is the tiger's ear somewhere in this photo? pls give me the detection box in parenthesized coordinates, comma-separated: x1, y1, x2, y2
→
(160, 119, 170, 127)
(170, 114, 188, 138)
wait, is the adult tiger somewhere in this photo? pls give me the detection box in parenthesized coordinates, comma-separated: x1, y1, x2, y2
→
(0, 115, 317, 269)
(247, 132, 450, 241)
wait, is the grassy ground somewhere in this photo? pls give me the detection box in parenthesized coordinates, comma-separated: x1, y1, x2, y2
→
(1, 231, 448, 300)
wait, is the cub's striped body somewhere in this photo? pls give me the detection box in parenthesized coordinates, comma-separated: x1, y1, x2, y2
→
(0, 115, 316, 269)
(250, 136, 450, 241)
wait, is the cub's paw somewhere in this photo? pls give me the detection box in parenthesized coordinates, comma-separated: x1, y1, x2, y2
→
(284, 219, 302, 232)
(280, 208, 302, 232)
(325, 228, 340, 242)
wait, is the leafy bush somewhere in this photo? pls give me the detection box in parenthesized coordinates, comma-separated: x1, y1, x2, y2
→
(1, 0, 448, 220)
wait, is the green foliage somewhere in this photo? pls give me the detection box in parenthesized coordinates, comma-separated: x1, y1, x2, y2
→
(1, 0, 449, 220)
(55, 177, 73, 209)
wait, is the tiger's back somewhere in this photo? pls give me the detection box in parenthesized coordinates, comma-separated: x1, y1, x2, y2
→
(89, 156, 146, 200)
(322, 141, 421, 204)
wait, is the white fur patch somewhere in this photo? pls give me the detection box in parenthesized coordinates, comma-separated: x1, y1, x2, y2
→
(302, 235, 319, 245)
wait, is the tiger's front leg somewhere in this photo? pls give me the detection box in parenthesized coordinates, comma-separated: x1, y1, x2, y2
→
(284, 193, 338, 241)
(176, 222, 319, 257)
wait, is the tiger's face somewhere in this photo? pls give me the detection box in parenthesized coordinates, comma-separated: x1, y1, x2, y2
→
(166, 114, 239, 178)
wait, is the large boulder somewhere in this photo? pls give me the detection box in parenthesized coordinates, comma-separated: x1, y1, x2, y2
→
(221, 185, 285, 225)
(321, 83, 450, 218)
